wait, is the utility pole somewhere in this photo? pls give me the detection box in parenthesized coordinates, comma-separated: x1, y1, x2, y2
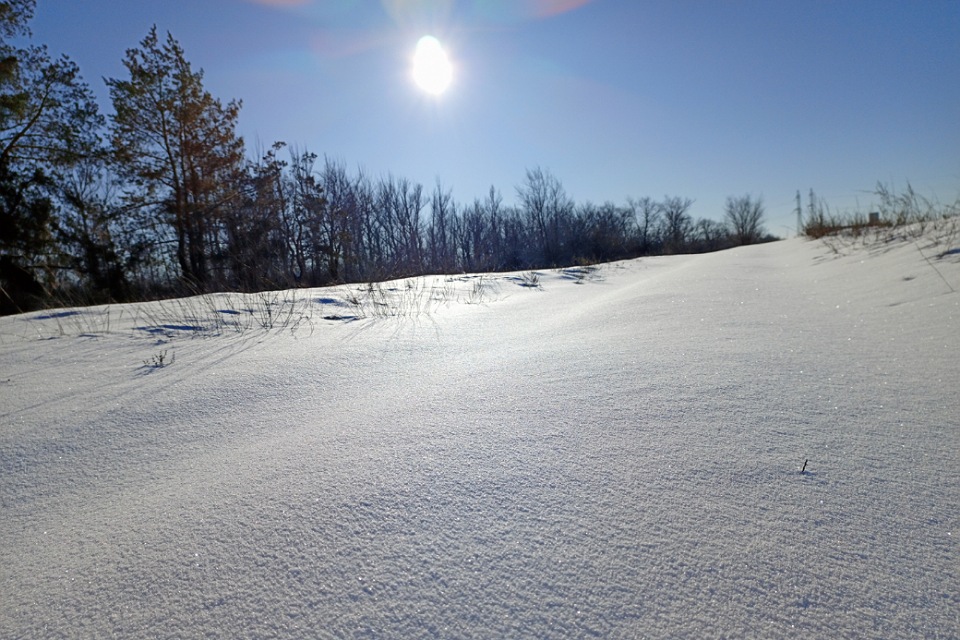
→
(795, 190, 803, 234)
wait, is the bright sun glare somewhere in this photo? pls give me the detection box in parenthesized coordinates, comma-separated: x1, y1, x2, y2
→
(412, 35, 452, 95)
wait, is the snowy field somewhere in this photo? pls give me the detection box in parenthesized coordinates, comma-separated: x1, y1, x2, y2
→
(2, 228, 958, 638)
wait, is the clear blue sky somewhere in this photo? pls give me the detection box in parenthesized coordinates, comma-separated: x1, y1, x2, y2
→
(30, 0, 960, 236)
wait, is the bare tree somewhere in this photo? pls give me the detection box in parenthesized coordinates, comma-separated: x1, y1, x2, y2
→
(516, 167, 573, 265)
(660, 196, 694, 253)
(628, 196, 661, 254)
(692, 218, 729, 252)
(427, 180, 455, 272)
(318, 156, 365, 282)
(576, 201, 633, 261)
(724, 194, 765, 245)
(375, 175, 424, 276)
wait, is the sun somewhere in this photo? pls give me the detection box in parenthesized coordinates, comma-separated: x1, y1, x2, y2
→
(412, 35, 452, 95)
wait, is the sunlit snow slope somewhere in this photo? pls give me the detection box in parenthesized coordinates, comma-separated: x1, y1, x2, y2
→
(2, 232, 958, 638)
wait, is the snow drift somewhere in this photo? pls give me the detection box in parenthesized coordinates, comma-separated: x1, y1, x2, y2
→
(2, 228, 958, 638)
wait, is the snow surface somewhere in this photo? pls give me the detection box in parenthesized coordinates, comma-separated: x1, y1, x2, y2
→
(1, 231, 958, 639)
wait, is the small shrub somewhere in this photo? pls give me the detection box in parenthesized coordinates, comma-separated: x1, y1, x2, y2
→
(143, 349, 173, 368)
(465, 276, 487, 304)
(519, 271, 541, 288)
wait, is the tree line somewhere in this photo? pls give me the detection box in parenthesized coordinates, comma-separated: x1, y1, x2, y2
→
(0, 1, 771, 315)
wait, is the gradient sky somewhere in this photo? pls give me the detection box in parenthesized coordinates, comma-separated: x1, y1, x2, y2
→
(29, 0, 960, 236)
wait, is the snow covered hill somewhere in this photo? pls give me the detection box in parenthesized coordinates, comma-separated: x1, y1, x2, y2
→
(2, 229, 958, 638)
